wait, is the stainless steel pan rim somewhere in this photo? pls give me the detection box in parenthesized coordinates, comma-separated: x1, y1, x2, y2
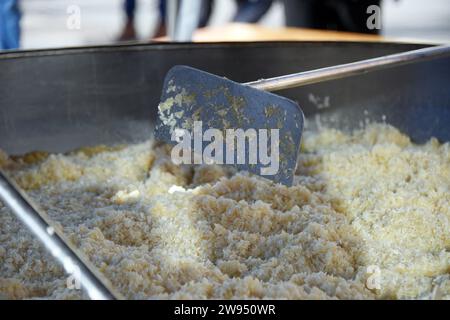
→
(0, 40, 437, 60)
(1, 41, 448, 156)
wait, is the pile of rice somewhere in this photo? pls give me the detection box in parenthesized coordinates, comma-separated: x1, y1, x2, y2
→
(0, 124, 449, 299)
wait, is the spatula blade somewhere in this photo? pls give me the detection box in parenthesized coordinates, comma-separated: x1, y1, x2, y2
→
(154, 65, 304, 186)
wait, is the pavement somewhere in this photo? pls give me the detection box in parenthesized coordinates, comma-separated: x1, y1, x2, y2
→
(17, 0, 450, 50)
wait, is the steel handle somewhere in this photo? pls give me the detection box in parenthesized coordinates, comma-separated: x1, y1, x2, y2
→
(245, 44, 450, 92)
(0, 170, 123, 300)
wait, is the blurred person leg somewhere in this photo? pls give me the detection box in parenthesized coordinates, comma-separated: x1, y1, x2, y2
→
(233, 0, 273, 23)
(199, 0, 213, 28)
(118, 0, 137, 41)
(0, 0, 21, 50)
(153, 0, 212, 39)
(153, 0, 167, 38)
(283, 0, 320, 29)
(284, 0, 381, 34)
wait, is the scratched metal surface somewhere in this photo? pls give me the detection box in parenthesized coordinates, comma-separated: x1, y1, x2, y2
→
(154, 66, 304, 185)
(0, 42, 449, 155)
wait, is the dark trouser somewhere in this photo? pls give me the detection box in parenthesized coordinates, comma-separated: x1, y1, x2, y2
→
(233, 0, 273, 23)
(124, 0, 136, 20)
(284, 0, 381, 34)
(199, 0, 213, 27)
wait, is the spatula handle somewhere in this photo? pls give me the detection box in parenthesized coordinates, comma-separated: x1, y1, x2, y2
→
(245, 44, 450, 92)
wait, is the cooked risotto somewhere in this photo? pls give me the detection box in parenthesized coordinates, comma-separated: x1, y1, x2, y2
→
(0, 124, 449, 299)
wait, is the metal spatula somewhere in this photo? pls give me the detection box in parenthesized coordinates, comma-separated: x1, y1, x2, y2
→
(155, 44, 450, 186)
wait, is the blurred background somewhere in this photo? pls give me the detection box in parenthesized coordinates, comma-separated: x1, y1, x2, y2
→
(1, 0, 449, 51)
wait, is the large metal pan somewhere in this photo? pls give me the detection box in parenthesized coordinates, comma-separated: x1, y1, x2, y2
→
(0, 41, 449, 300)
(0, 41, 449, 154)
